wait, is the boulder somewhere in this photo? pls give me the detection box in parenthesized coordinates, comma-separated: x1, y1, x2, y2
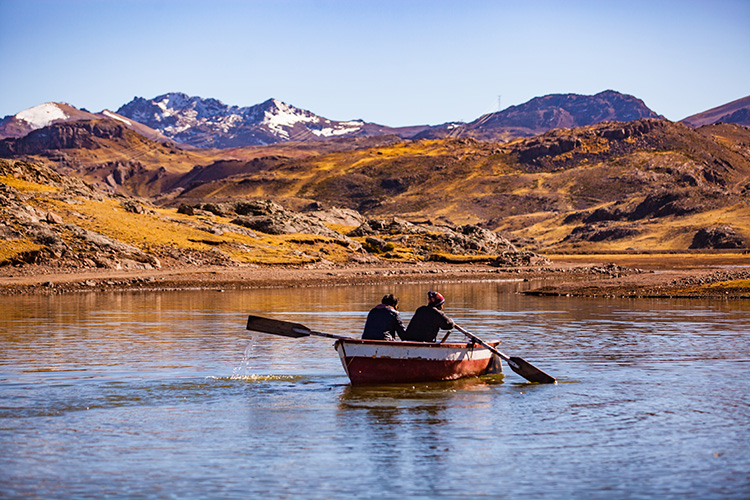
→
(690, 226, 747, 249)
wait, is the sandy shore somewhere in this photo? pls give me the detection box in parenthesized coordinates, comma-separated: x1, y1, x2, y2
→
(1, 254, 748, 298)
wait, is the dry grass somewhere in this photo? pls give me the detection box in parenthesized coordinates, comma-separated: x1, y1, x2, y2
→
(27, 197, 356, 265)
(0, 238, 43, 263)
(0, 175, 60, 193)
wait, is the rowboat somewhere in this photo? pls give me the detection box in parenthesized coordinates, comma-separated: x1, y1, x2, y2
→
(245, 315, 556, 385)
(333, 338, 503, 385)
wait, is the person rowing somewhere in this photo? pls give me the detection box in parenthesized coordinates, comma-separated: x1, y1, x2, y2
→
(362, 293, 406, 341)
(401, 290, 454, 342)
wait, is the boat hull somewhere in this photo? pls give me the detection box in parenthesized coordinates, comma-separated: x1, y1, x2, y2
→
(334, 338, 503, 385)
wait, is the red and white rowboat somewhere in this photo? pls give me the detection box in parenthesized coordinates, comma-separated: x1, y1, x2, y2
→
(246, 315, 554, 385)
(333, 338, 503, 385)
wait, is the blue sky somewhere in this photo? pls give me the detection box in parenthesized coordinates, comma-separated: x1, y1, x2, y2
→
(0, 0, 748, 126)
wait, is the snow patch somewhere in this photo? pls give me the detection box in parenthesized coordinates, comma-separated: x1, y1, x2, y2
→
(262, 100, 318, 136)
(102, 110, 131, 126)
(16, 103, 68, 129)
(311, 123, 363, 137)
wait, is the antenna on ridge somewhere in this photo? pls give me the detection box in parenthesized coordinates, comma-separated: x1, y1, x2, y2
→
(497, 94, 502, 112)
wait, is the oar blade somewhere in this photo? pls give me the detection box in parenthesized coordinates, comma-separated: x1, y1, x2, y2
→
(507, 356, 557, 384)
(246, 315, 311, 338)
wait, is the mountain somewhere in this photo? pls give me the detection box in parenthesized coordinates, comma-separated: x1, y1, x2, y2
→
(0, 103, 101, 139)
(1, 90, 666, 150)
(115, 92, 428, 148)
(421, 90, 663, 142)
(0, 102, 176, 145)
(0, 113, 410, 198)
(680, 95, 750, 128)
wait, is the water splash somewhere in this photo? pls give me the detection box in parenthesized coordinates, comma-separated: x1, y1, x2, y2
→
(231, 332, 258, 379)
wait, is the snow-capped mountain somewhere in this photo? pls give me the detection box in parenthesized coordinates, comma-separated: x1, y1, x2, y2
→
(0, 103, 101, 139)
(115, 93, 403, 148)
(0, 102, 174, 144)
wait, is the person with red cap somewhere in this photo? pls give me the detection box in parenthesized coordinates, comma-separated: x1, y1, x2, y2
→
(402, 290, 454, 342)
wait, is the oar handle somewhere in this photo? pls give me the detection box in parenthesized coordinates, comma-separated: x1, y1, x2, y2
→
(306, 329, 352, 341)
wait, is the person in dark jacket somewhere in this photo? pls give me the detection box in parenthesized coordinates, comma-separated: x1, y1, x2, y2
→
(362, 294, 406, 341)
(402, 291, 454, 342)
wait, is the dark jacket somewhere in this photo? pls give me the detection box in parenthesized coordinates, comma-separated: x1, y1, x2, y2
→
(402, 305, 454, 342)
(362, 304, 406, 341)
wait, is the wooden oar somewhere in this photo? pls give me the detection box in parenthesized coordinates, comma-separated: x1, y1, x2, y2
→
(454, 324, 556, 384)
(246, 315, 352, 340)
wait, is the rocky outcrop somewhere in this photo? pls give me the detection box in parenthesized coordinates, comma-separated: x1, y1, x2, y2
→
(176, 199, 361, 250)
(689, 226, 747, 249)
(0, 120, 126, 156)
(0, 160, 159, 269)
(490, 251, 551, 267)
(348, 217, 533, 260)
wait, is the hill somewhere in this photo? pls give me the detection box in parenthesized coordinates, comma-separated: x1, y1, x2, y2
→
(0, 155, 536, 272)
(167, 119, 750, 253)
(680, 95, 750, 128)
(3, 111, 749, 256)
(417, 90, 662, 141)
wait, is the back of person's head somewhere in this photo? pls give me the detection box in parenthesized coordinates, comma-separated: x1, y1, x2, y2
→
(427, 290, 445, 307)
(382, 294, 399, 307)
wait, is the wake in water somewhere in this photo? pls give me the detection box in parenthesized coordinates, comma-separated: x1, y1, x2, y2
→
(209, 374, 302, 382)
(230, 332, 257, 379)
(201, 331, 304, 382)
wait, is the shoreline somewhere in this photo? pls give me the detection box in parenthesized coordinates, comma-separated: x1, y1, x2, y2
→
(2, 254, 749, 298)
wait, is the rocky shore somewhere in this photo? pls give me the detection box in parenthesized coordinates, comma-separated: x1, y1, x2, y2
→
(2, 256, 748, 299)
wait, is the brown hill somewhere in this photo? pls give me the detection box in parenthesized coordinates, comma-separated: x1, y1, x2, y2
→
(167, 119, 750, 252)
(2, 116, 749, 256)
(419, 90, 663, 142)
(680, 95, 750, 128)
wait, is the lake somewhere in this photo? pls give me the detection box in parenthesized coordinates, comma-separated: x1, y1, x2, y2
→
(1, 280, 748, 499)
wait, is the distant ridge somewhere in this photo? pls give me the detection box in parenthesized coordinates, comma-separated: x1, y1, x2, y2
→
(680, 95, 750, 128)
(4, 91, 747, 150)
(462, 90, 662, 141)
(115, 92, 420, 148)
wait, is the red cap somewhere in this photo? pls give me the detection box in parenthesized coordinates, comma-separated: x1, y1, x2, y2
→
(427, 290, 445, 306)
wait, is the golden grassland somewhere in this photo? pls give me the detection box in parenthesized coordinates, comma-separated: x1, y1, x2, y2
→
(0, 175, 61, 193)
(0, 238, 43, 263)
(6, 195, 356, 266)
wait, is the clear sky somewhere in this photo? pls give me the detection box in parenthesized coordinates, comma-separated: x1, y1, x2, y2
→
(0, 0, 748, 126)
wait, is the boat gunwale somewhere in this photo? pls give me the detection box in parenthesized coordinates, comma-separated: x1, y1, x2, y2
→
(334, 338, 500, 349)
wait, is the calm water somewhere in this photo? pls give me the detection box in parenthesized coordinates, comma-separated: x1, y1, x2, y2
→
(1, 280, 748, 499)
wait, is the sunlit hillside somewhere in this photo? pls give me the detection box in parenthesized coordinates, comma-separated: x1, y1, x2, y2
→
(169, 120, 750, 253)
(1, 117, 749, 268)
